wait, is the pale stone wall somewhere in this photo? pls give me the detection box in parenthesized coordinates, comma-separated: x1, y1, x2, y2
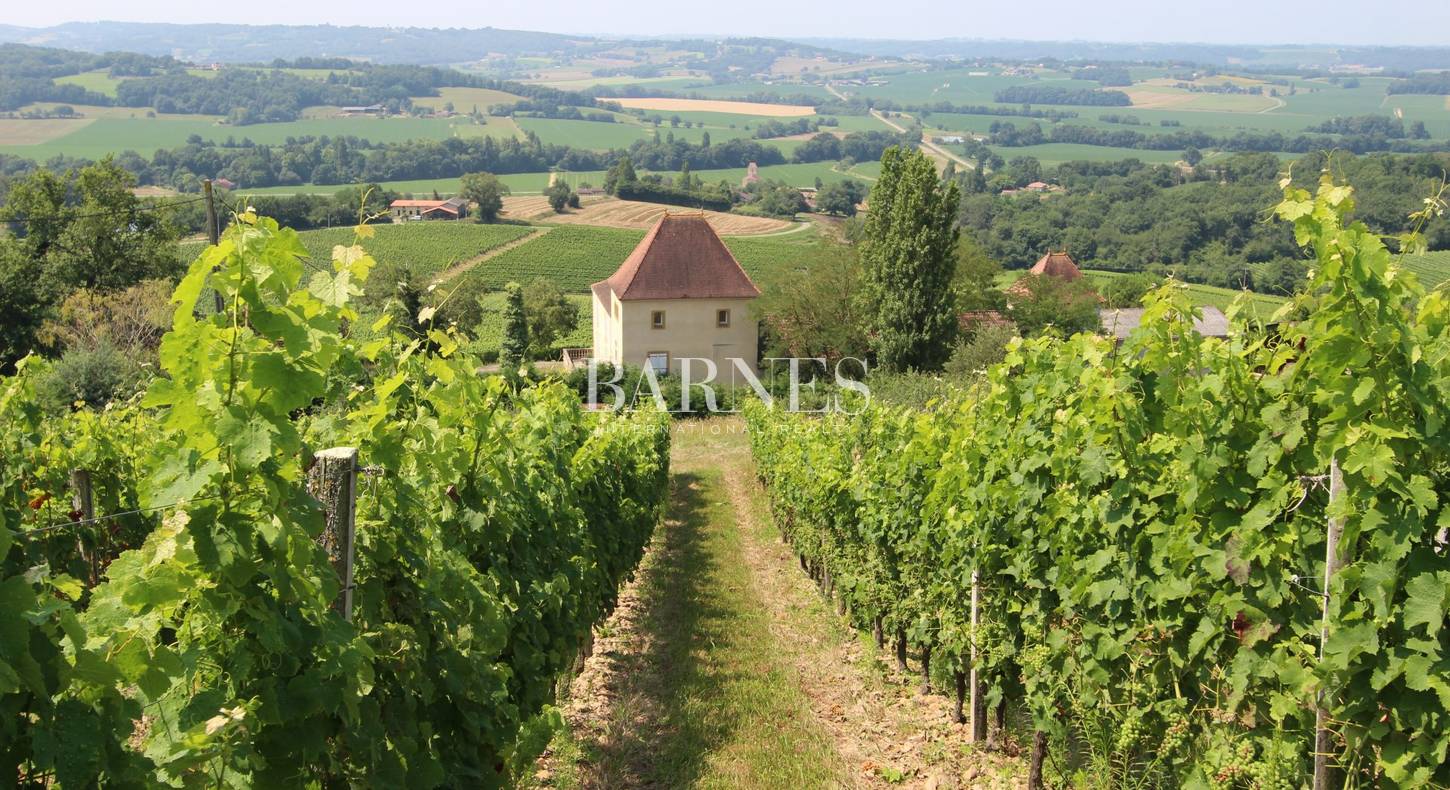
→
(620, 297, 758, 375)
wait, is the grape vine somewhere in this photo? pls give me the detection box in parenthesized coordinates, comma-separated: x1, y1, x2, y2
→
(748, 172, 1450, 787)
(1, 212, 670, 786)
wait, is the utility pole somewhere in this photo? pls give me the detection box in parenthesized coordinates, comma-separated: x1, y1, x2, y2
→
(203, 179, 224, 315)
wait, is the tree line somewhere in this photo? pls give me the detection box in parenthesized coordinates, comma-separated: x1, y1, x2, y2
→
(0, 43, 606, 123)
(993, 85, 1133, 106)
(987, 119, 1439, 155)
(954, 150, 1450, 292)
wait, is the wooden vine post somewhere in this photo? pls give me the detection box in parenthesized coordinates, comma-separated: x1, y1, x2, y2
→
(968, 568, 987, 741)
(70, 469, 96, 586)
(308, 447, 359, 621)
(1313, 457, 1345, 790)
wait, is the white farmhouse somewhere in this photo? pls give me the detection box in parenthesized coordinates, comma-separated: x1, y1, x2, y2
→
(591, 213, 761, 375)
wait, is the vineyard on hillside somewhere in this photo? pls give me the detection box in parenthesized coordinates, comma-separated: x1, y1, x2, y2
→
(749, 178, 1450, 787)
(1, 217, 671, 786)
(179, 222, 536, 279)
(466, 225, 646, 291)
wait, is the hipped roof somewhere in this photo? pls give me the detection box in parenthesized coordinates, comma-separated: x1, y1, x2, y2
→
(1029, 250, 1083, 280)
(597, 213, 760, 301)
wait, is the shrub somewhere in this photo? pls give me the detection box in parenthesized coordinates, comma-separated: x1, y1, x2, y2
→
(36, 341, 145, 412)
(945, 322, 1018, 377)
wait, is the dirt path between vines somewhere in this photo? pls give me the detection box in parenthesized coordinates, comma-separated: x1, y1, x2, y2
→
(431, 226, 549, 284)
(532, 419, 1025, 789)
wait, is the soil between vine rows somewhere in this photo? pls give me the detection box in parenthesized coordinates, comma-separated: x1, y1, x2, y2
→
(531, 418, 1026, 789)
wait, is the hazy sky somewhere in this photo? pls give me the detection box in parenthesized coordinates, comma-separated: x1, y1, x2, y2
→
(7, 0, 1450, 46)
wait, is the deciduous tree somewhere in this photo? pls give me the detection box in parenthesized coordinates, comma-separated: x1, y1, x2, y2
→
(460, 171, 508, 222)
(861, 146, 961, 371)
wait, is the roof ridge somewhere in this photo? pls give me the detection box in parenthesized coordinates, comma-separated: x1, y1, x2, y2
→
(595, 214, 760, 301)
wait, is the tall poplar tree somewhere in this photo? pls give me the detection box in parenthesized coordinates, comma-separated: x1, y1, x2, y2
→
(860, 146, 961, 372)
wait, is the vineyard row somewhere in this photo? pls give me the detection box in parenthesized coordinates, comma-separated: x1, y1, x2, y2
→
(747, 177, 1450, 788)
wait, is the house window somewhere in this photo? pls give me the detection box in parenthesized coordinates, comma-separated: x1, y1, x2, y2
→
(646, 352, 669, 376)
(651, 310, 666, 329)
(716, 309, 731, 327)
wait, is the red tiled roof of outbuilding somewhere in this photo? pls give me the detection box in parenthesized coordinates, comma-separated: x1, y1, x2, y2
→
(1029, 250, 1083, 281)
(598, 213, 761, 301)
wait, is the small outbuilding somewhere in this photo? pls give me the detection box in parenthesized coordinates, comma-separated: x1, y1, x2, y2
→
(591, 213, 761, 376)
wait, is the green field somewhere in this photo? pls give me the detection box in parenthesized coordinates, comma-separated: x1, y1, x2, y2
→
(515, 117, 653, 149)
(54, 70, 123, 97)
(987, 143, 1189, 166)
(533, 75, 709, 91)
(691, 161, 875, 188)
(463, 225, 646, 291)
(237, 170, 609, 197)
(683, 81, 836, 101)
(0, 114, 517, 160)
(843, 69, 1104, 106)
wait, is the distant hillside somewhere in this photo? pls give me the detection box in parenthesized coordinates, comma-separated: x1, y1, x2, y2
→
(791, 37, 1450, 71)
(0, 21, 591, 64)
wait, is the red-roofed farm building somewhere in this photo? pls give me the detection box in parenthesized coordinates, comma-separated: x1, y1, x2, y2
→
(591, 213, 761, 375)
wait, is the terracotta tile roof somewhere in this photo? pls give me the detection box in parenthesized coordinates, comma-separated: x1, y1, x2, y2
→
(959, 310, 1013, 330)
(390, 199, 450, 208)
(597, 213, 761, 301)
(1029, 250, 1083, 281)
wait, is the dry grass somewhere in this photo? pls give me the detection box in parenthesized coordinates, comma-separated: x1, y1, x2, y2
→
(17, 103, 215, 121)
(610, 98, 815, 117)
(0, 118, 94, 145)
(131, 186, 180, 198)
(505, 196, 793, 235)
(547, 199, 793, 236)
(409, 87, 523, 111)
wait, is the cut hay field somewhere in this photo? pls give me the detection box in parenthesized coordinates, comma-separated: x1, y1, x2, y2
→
(409, 87, 525, 112)
(611, 98, 815, 117)
(1121, 85, 1279, 112)
(0, 118, 94, 146)
(524, 197, 795, 235)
